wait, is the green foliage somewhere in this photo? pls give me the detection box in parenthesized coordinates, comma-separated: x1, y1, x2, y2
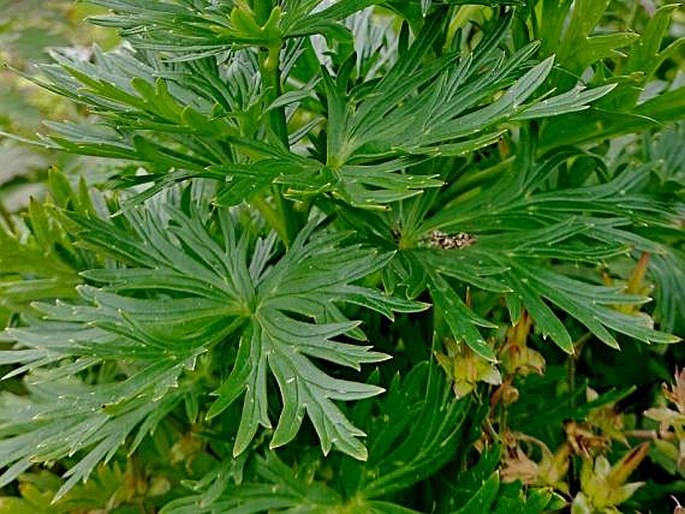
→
(0, 0, 684, 512)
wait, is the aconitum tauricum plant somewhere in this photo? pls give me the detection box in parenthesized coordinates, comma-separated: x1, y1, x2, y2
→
(0, 1, 684, 513)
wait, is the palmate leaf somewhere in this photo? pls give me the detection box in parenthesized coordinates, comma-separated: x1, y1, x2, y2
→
(206, 220, 427, 459)
(322, 11, 615, 167)
(368, 148, 679, 355)
(30, 46, 247, 166)
(0, 198, 423, 497)
(162, 362, 469, 514)
(393, 160, 673, 359)
(0, 367, 188, 502)
(394, 223, 676, 358)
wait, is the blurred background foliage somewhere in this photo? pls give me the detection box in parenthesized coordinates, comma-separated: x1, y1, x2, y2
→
(0, 0, 117, 215)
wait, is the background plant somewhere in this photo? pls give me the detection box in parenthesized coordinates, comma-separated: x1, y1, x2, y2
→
(0, 1, 684, 513)
(0, 0, 117, 216)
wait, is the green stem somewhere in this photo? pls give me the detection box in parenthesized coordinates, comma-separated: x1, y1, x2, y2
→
(260, 44, 289, 148)
(259, 42, 302, 247)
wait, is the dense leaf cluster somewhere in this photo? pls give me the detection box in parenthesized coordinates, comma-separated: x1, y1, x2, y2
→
(0, 0, 684, 513)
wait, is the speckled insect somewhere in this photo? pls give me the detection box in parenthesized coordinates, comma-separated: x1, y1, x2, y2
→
(425, 230, 477, 250)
